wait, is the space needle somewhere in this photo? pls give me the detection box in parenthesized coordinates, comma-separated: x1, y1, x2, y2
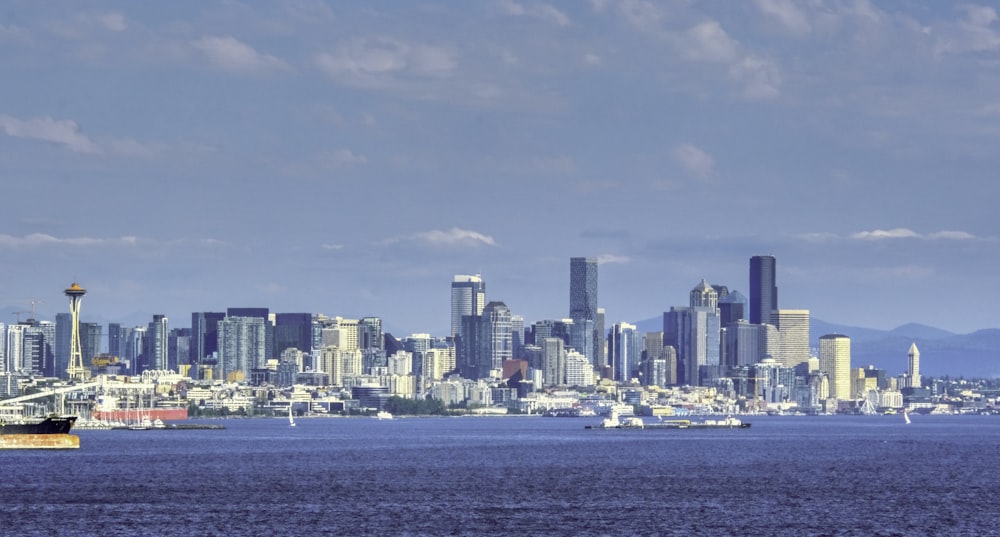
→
(64, 282, 90, 381)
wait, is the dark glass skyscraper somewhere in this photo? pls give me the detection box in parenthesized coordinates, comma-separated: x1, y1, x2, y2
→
(569, 257, 600, 367)
(749, 255, 778, 325)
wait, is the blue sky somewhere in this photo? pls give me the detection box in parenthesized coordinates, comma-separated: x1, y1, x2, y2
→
(1, 1, 997, 335)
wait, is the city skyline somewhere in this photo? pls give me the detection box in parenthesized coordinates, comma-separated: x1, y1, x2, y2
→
(1, 2, 998, 335)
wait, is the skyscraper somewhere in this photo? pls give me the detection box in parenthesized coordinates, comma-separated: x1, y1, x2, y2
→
(769, 309, 810, 368)
(451, 274, 485, 339)
(819, 334, 851, 401)
(718, 290, 747, 326)
(907, 342, 920, 388)
(217, 316, 267, 382)
(569, 257, 599, 367)
(607, 321, 639, 382)
(663, 306, 720, 386)
(191, 312, 226, 365)
(457, 301, 511, 380)
(749, 255, 777, 325)
(146, 314, 169, 371)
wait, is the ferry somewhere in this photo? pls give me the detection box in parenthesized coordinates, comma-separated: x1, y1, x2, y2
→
(586, 415, 751, 430)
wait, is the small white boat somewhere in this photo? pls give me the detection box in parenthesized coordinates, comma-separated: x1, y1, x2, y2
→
(375, 411, 393, 420)
(904, 411, 911, 425)
(288, 404, 296, 427)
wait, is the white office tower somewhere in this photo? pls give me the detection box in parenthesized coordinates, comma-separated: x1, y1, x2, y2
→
(818, 334, 851, 401)
(451, 274, 485, 339)
(907, 343, 921, 388)
(770, 309, 810, 368)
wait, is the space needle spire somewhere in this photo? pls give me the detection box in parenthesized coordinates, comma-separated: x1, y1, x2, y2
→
(64, 282, 90, 381)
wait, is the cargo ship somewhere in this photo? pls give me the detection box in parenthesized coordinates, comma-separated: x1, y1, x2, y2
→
(0, 416, 80, 449)
(585, 415, 751, 430)
(92, 395, 188, 422)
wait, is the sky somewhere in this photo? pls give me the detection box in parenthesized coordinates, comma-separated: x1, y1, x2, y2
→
(1, 1, 998, 336)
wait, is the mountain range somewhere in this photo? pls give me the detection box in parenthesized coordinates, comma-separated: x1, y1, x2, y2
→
(633, 316, 1000, 378)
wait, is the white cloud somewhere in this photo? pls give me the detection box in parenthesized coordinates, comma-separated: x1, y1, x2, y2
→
(192, 36, 288, 74)
(98, 12, 127, 32)
(674, 20, 782, 99)
(672, 143, 715, 180)
(927, 230, 977, 240)
(597, 254, 630, 265)
(388, 227, 497, 247)
(678, 20, 740, 62)
(321, 243, 344, 251)
(730, 54, 782, 100)
(499, 1, 570, 26)
(331, 148, 368, 165)
(0, 114, 101, 154)
(584, 52, 602, 65)
(0, 114, 162, 157)
(0, 233, 139, 248)
(316, 37, 455, 89)
(754, 0, 811, 36)
(851, 228, 980, 241)
(935, 4, 1000, 55)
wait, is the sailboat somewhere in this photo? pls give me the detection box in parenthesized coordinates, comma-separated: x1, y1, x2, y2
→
(904, 410, 911, 425)
(288, 403, 296, 427)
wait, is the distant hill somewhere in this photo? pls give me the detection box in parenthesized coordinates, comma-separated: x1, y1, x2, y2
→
(631, 315, 999, 378)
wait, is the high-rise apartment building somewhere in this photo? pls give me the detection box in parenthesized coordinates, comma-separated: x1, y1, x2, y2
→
(217, 316, 267, 382)
(451, 274, 485, 339)
(607, 322, 639, 383)
(749, 255, 778, 325)
(819, 334, 851, 401)
(146, 315, 169, 371)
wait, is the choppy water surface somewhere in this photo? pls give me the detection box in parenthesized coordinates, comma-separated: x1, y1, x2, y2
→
(2, 415, 998, 536)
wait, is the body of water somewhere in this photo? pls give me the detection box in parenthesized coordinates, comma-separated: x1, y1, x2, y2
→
(1, 414, 997, 536)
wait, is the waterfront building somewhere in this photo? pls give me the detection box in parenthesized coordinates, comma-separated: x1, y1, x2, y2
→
(451, 274, 485, 339)
(818, 334, 851, 401)
(0, 322, 5, 373)
(608, 322, 640, 383)
(769, 309, 810, 368)
(749, 255, 778, 325)
(569, 257, 600, 367)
